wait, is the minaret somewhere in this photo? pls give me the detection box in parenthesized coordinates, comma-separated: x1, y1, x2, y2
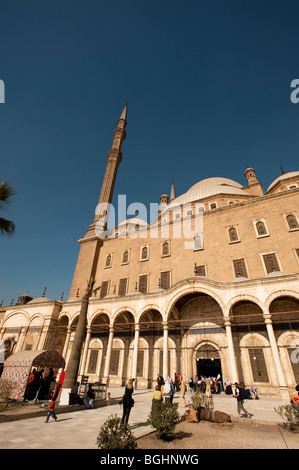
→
(68, 105, 128, 299)
(95, 104, 128, 218)
(244, 167, 263, 196)
(170, 181, 176, 202)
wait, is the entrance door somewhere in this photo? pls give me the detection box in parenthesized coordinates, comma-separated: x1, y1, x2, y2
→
(196, 358, 222, 378)
(196, 344, 222, 380)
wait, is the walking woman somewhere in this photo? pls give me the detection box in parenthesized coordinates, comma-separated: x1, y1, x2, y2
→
(121, 378, 135, 426)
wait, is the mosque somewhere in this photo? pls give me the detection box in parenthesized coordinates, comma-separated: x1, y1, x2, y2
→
(1, 105, 299, 402)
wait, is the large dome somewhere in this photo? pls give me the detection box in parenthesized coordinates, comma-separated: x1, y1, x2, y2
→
(167, 177, 250, 209)
(266, 171, 299, 192)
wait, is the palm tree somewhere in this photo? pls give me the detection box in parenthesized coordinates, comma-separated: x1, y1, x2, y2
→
(63, 277, 96, 389)
(0, 181, 16, 236)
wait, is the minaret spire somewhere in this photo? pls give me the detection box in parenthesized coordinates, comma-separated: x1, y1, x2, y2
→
(170, 181, 176, 202)
(93, 104, 128, 224)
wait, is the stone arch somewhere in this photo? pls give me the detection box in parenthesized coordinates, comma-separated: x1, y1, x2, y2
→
(3, 312, 29, 327)
(268, 294, 299, 323)
(137, 304, 164, 324)
(113, 306, 136, 323)
(23, 333, 39, 351)
(277, 331, 299, 386)
(265, 290, 299, 312)
(230, 299, 265, 326)
(165, 283, 226, 320)
(28, 315, 43, 327)
(227, 294, 265, 318)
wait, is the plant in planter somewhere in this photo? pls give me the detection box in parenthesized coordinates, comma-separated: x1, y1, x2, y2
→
(275, 405, 299, 432)
(148, 401, 180, 440)
(96, 414, 137, 449)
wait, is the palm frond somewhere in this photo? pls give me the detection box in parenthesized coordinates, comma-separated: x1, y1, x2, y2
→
(0, 181, 17, 208)
(0, 218, 16, 236)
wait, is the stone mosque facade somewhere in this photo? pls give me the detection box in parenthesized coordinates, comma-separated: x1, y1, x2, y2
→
(1, 105, 299, 401)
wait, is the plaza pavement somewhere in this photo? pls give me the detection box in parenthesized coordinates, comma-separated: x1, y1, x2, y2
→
(0, 386, 294, 449)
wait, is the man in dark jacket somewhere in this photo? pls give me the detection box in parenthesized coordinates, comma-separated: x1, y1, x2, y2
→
(234, 382, 252, 418)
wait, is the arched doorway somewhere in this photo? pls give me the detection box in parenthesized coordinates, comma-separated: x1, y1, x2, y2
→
(196, 343, 222, 379)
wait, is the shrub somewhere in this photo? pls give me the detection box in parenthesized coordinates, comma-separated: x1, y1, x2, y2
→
(275, 405, 299, 432)
(188, 390, 214, 412)
(0, 379, 13, 411)
(148, 402, 180, 440)
(96, 414, 137, 449)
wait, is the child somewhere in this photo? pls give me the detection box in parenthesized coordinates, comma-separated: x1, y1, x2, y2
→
(45, 398, 58, 422)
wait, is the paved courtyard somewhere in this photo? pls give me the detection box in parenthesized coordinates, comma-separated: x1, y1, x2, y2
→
(0, 387, 296, 449)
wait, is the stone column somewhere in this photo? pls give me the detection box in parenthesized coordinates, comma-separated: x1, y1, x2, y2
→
(163, 322, 168, 379)
(62, 327, 72, 360)
(0, 327, 5, 341)
(224, 319, 239, 383)
(263, 313, 289, 401)
(79, 326, 91, 378)
(15, 327, 27, 352)
(102, 326, 114, 385)
(132, 324, 140, 387)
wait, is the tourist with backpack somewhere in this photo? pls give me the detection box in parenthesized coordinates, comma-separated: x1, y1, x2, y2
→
(234, 382, 252, 419)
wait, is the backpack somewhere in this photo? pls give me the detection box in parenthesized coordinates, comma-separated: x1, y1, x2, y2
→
(238, 387, 247, 400)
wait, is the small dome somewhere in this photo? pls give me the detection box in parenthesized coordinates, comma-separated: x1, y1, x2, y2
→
(266, 171, 299, 192)
(165, 177, 250, 210)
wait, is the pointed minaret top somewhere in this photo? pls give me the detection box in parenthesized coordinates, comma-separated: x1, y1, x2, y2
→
(120, 103, 128, 121)
(170, 181, 176, 202)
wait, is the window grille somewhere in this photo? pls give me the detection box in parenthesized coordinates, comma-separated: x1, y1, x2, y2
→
(286, 214, 299, 230)
(162, 242, 169, 256)
(139, 275, 148, 294)
(194, 264, 206, 276)
(105, 254, 112, 268)
(249, 348, 269, 382)
(100, 281, 109, 299)
(256, 221, 267, 236)
(229, 227, 239, 242)
(233, 258, 248, 278)
(141, 246, 148, 260)
(263, 253, 280, 274)
(122, 250, 129, 264)
(160, 271, 170, 289)
(87, 350, 98, 374)
(118, 278, 127, 296)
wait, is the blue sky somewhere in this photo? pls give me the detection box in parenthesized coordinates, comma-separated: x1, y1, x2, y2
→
(0, 1, 298, 305)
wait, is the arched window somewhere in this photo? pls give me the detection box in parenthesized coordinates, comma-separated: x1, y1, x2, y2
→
(122, 250, 129, 264)
(194, 234, 202, 250)
(141, 246, 148, 260)
(286, 214, 299, 230)
(105, 254, 112, 268)
(256, 221, 267, 236)
(162, 241, 169, 256)
(229, 227, 239, 242)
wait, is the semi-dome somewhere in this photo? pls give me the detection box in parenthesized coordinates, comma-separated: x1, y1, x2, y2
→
(266, 171, 299, 193)
(166, 177, 250, 209)
(27, 297, 51, 304)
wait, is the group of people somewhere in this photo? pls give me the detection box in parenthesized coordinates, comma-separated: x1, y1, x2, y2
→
(24, 367, 55, 401)
(151, 374, 176, 414)
(189, 374, 223, 394)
